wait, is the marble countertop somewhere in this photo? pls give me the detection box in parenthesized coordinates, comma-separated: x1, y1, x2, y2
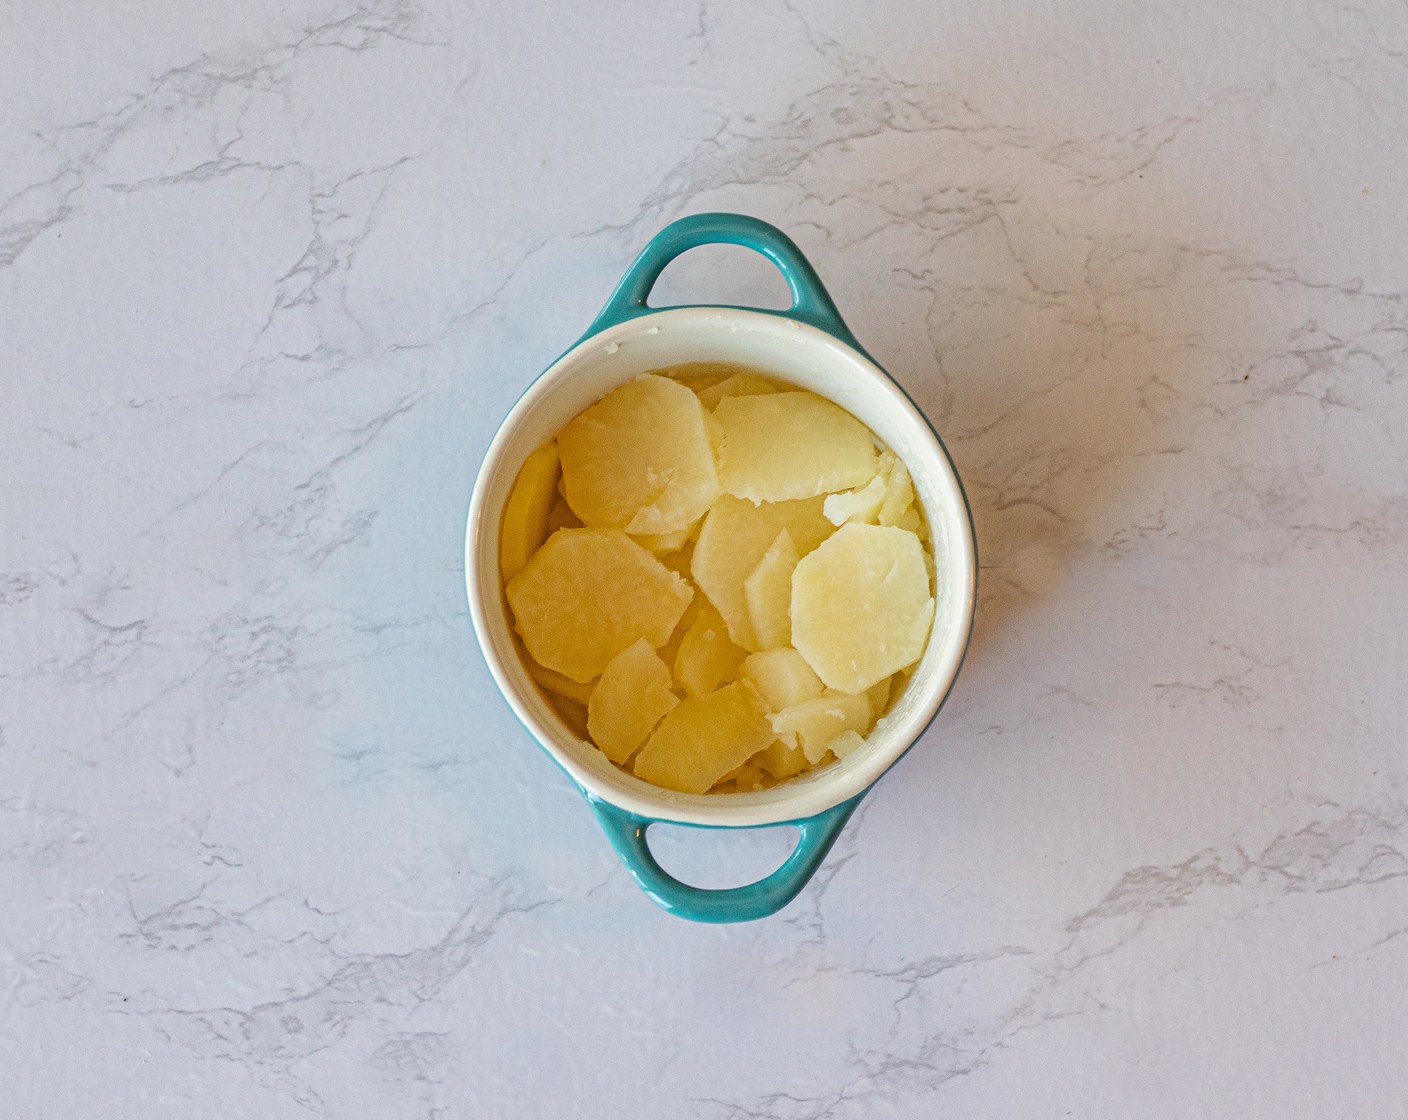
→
(5, 0, 1407, 1115)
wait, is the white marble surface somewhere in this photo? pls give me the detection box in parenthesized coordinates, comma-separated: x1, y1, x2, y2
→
(4, 0, 1407, 1115)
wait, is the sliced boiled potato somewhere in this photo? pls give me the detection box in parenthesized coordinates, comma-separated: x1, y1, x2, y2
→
(558, 375, 720, 534)
(791, 523, 934, 694)
(659, 534, 698, 583)
(544, 494, 582, 535)
(501, 361, 940, 796)
(673, 603, 747, 699)
(715, 759, 768, 793)
(877, 454, 916, 527)
(691, 494, 834, 650)
(822, 449, 921, 531)
(713, 391, 877, 502)
(696, 372, 780, 410)
(546, 692, 590, 740)
(507, 528, 693, 683)
(915, 509, 931, 542)
(528, 660, 595, 706)
(736, 761, 768, 791)
(739, 648, 823, 712)
(828, 730, 867, 759)
(500, 441, 561, 582)
(631, 518, 698, 554)
(633, 681, 775, 794)
(657, 593, 703, 671)
(660, 361, 739, 394)
(865, 674, 894, 721)
(743, 529, 800, 650)
(713, 760, 747, 787)
(768, 690, 872, 764)
(755, 737, 808, 780)
(702, 408, 725, 455)
(587, 639, 679, 764)
(890, 666, 916, 714)
(893, 505, 922, 533)
(823, 472, 886, 527)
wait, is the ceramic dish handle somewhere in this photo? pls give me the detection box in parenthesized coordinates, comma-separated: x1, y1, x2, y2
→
(588, 797, 861, 923)
(581, 212, 864, 351)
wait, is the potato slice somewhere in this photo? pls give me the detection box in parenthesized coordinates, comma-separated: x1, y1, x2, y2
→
(890, 666, 916, 714)
(739, 648, 824, 712)
(865, 674, 895, 721)
(558, 375, 720, 534)
(500, 361, 939, 795)
(755, 737, 808, 780)
(743, 529, 800, 650)
(528, 660, 595, 706)
(659, 534, 698, 582)
(507, 528, 693, 683)
(633, 681, 775, 794)
(657, 594, 703, 671)
(823, 472, 886, 527)
(791, 523, 934, 694)
(696, 372, 780, 410)
(545, 692, 590, 740)
(736, 761, 768, 791)
(713, 391, 877, 502)
(544, 494, 582, 535)
(691, 494, 834, 650)
(893, 505, 922, 533)
(767, 691, 872, 764)
(713, 759, 768, 793)
(673, 603, 747, 699)
(823, 449, 922, 530)
(587, 639, 679, 764)
(877, 454, 916, 527)
(500, 442, 561, 582)
(713, 761, 747, 788)
(660, 361, 738, 394)
(630, 518, 698, 554)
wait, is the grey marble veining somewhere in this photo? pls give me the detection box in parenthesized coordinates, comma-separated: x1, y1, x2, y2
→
(3, 0, 1406, 1115)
